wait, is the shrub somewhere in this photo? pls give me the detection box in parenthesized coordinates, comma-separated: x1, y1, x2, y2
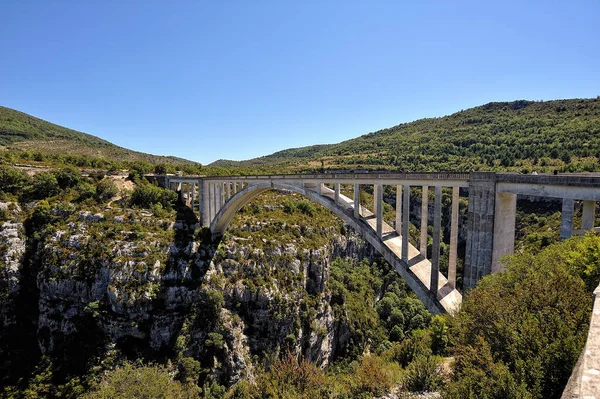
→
(258, 352, 326, 398)
(131, 184, 177, 209)
(29, 172, 60, 199)
(76, 181, 96, 201)
(351, 355, 401, 396)
(54, 166, 81, 189)
(0, 165, 29, 194)
(405, 355, 444, 392)
(95, 179, 119, 203)
(83, 361, 199, 398)
(296, 200, 316, 216)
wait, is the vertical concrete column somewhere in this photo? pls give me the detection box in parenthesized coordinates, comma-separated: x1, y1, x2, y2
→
(373, 184, 379, 216)
(233, 182, 238, 195)
(431, 186, 442, 295)
(420, 186, 429, 257)
(226, 182, 231, 201)
(491, 192, 517, 273)
(354, 184, 360, 218)
(317, 182, 322, 195)
(334, 183, 340, 204)
(200, 180, 209, 227)
(448, 186, 459, 288)
(464, 172, 497, 289)
(376, 183, 383, 238)
(560, 198, 575, 239)
(208, 183, 214, 223)
(191, 183, 196, 211)
(582, 200, 596, 231)
(402, 185, 410, 263)
(221, 183, 226, 207)
(395, 185, 402, 235)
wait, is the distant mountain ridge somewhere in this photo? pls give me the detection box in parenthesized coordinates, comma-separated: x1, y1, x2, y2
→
(210, 98, 600, 173)
(0, 106, 197, 165)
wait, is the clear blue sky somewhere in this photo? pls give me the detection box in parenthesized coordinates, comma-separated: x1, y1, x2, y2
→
(1, 1, 599, 164)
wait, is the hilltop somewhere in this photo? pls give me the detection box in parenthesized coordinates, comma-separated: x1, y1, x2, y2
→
(211, 98, 600, 173)
(0, 106, 196, 165)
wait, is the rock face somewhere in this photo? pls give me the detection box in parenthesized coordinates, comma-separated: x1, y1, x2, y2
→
(0, 203, 26, 333)
(0, 201, 376, 387)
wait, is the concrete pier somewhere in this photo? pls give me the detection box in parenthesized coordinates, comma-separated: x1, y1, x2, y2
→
(561, 198, 575, 239)
(491, 192, 517, 273)
(335, 183, 340, 204)
(420, 186, 429, 257)
(464, 172, 496, 290)
(402, 184, 410, 263)
(354, 184, 360, 218)
(395, 185, 402, 235)
(582, 200, 596, 231)
(430, 186, 442, 295)
(448, 187, 459, 288)
(376, 183, 383, 238)
(373, 184, 380, 216)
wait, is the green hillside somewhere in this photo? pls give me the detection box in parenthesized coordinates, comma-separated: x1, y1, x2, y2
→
(212, 98, 600, 173)
(0, 106, 196, 165)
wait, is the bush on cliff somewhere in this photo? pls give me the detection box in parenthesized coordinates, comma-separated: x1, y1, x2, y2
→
(131, 183, 177, 209)
(444, 234, 600, 399)
(84, 361, 200, 399)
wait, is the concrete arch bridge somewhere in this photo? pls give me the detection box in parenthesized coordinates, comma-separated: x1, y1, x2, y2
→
(161, 172, 600, 314)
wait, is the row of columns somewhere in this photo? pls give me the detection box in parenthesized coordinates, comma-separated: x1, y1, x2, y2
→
(172, 180, 248, 227)
(345, 183, 460, 293)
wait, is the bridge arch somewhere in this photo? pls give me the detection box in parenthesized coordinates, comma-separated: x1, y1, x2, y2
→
(210, 182, 355, 237)
(209, 181, 452, 314)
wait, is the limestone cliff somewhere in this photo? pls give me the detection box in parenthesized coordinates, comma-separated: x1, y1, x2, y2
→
(0, 193, 395, 389)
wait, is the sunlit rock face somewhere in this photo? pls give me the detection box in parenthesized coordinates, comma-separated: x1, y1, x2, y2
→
(1, 194, 379, 387)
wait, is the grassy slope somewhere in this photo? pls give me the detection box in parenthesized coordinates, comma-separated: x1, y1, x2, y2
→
(0, 106, 196, 165)
(211, 98, 600, 173)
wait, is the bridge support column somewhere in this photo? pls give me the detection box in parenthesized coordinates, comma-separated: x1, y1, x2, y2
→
(420, 186, 429, 257)
(582, 200, 596, 231)
(207, 183, 213, 223)
(376, 183, 383, 238)
(200, 180, 209, 227)
(226, 182, 231, 201)
(191, 183, 196, 211)
(395, 185, 402, 235)
(219, 183, 225, 207)
(431, 186, 442, 295)
(448, 187, 459, 288)
(402, 185, 410, 263)
(334, 183, 340, 204)
(233, 182, 238, 195)
(491, 192, 517, 273)
(561, 198, 574, 239)
(373, 184, 379, 216)
(464, 172, 496, 290)
(354, 184, 360, 218)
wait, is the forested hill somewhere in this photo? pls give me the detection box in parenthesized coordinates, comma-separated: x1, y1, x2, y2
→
(212, 98, 600, 173)
(0, 106, 196, 165)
